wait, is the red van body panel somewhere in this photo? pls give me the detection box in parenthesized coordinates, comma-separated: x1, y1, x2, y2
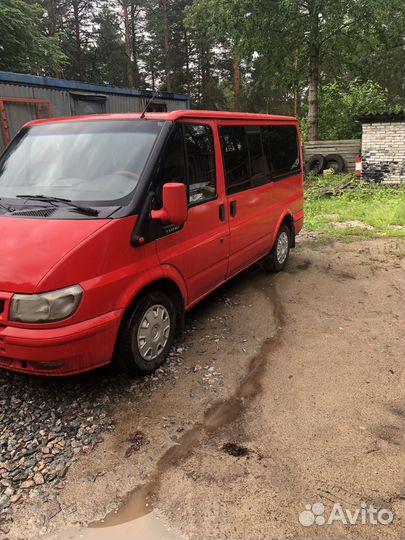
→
(0, 217, 188, 376)
(155, 119, 230, 304)
(0, 111, 304, 375)
(156, 197, 230, 304)
(0, 217, 110, 293)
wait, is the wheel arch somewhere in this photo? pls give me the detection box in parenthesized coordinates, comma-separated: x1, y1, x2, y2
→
(271, 211, 296, 250)
(119, 276, 186, 339)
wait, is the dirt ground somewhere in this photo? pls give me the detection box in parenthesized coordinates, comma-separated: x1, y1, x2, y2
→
(7, 237, 405, 540)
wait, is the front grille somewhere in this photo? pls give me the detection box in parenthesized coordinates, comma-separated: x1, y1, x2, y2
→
(11, 208, 56, 217)
(0, 300, 4, 315)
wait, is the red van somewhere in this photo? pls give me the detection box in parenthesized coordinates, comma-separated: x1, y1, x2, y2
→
(0, 111, 303, 376)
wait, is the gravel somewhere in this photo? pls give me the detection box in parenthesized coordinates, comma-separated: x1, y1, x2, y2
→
(0, 367, 125, 532)
(0, 343, 192, 533)
(0, 311, 227, 534)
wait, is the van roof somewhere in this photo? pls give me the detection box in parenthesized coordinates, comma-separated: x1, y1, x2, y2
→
(25, 109, 297, 128)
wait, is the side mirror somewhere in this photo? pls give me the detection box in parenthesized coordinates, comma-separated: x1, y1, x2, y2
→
(151, 183, 188, 226)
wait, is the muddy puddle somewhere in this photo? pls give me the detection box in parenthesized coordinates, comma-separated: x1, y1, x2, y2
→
(85, 279, 284, 533)
(60, 512, 178, 540)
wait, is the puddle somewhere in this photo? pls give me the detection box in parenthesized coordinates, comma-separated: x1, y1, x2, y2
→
(82, 277, 285, 535)
(60, 511, 178, 540)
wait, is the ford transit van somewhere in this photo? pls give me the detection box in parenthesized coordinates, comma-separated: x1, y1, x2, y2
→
(0, 111, 303, 375)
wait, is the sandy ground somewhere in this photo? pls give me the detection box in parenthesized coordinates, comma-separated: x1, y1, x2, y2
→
(7, 237, 405, 540)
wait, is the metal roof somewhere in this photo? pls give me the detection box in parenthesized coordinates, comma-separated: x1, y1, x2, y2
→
(0, 71, 189, 102)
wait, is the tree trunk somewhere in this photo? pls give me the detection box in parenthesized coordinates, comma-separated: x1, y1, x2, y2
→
(46, 0, 62, 78)
(232, 57, 241, 111)
(293, 88, 301, 117)
(293, 50, 300, 117)
(151, 65, 155, 91)
(72, 0, 84, 81)
(184, 29, 191, 96)
(199, 47, 205, 107)
(47, 0, 57, 35)
(308, 41, 319, 141)
(200, 41, 211, 108)
(198, 47, 203, 106)
(130, 2, 140, 87)
(121, 0, 135, 87)
(160, 0, 172, 92)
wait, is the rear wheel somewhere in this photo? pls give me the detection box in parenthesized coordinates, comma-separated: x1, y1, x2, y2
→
(116, 291, 176, 375)
(263, 224, 291, 272)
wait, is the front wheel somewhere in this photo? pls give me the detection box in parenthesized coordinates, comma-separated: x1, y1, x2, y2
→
(263, 224, 291, 272)
(116, 291, 176, 375)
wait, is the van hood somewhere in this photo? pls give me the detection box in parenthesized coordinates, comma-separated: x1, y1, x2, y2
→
(0, 217, 110, 293)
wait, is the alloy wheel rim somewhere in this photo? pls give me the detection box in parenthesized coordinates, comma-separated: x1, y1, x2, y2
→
(137, 304, 171, 361)
(276, 231, 289, 264)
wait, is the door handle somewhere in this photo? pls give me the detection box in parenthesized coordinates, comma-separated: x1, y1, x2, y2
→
(230, 200, 237, 217)
(219, 204, 226, 221)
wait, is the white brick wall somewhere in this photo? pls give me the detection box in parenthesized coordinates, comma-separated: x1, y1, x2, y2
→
(361, 120, 405, 183)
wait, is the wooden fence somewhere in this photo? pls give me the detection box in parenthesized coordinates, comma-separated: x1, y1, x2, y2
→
(303, 139, 361, 172)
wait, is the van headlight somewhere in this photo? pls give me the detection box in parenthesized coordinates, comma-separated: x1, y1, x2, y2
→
(10, 285, 83, 323)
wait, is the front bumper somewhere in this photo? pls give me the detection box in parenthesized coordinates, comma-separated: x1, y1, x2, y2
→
(0, 309, 124, 376)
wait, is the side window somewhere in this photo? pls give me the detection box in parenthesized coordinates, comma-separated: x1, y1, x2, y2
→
(184, 123, 216, 205)
(154, 123, 185, 206)
(246, 127, 269, 186)
(220, 126, 251, 195)
(262, 125, 300, 180)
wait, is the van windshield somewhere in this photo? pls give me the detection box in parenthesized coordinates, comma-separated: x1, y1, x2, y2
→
(0, 120, 163, 206)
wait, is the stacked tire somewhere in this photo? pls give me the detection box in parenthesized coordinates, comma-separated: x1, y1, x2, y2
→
(305, 153, 345, 175)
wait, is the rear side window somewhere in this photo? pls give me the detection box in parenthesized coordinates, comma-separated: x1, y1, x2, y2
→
(220, 125, 272, 194)
(246, 127, 269, 185)
(220, 126, 251, 194)
(262, 125, 300, 179)
(184, 123, 216, 205)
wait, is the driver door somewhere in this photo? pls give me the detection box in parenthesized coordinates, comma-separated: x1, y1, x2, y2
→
(155, 121, 229, 305)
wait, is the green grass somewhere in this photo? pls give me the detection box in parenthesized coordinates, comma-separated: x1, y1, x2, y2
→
(304, 174, 405, 240)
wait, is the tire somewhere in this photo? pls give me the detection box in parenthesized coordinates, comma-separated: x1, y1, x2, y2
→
(324, 153, 345, 173)
(116, 291, 176, 375)
(305, 154, 326, 175)
(263, 224, 291, 272)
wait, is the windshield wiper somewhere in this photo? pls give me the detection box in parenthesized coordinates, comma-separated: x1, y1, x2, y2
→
(0, 198, 15, 213)
(16, 195, 99, 216)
